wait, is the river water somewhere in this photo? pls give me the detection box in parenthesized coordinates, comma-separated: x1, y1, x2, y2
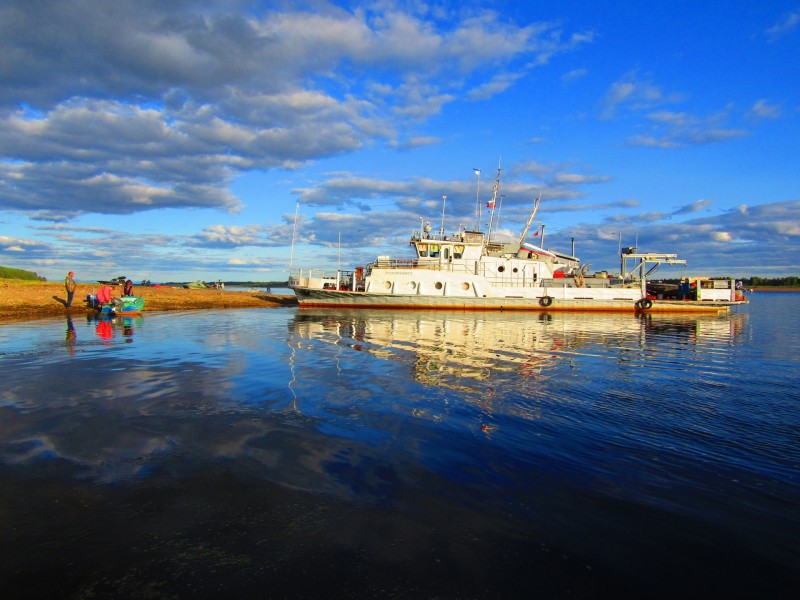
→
(1, 293, 798, 598)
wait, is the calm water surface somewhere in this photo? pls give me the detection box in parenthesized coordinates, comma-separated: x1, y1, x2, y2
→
(1, 293, 798, 598)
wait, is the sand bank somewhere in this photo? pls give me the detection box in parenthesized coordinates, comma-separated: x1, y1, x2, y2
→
(0, 279, 297, 320)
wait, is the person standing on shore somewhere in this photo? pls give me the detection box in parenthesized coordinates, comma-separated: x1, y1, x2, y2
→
(64, 271, 76, 308)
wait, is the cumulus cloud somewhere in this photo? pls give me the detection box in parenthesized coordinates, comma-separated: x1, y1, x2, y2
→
(553, 172, 612, 185)
(556, 200, 800, 277)
(0, 0, 592, 221)
(194, 225, 265, 248)
(598, 74, 757, 148)
(673, 199, 713, 215)
(599, 72, 683, 119)
(711, 231, 732, 242)
(626, 108, 747, 148)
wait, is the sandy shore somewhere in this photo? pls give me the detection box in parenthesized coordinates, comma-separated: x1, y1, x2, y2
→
(0, 279, 297, 320)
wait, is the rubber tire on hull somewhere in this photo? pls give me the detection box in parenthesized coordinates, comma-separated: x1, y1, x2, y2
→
(635, 298, 653, 310)
(540, 296, 553, 307)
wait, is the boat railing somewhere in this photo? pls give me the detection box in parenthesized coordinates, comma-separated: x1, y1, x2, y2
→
(289, 268, 338, 284)
(410, 230, 480, 243)
(372, 258, 417, 269)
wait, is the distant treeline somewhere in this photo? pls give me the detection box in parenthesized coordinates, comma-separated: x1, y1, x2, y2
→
(158, 280, 289, 287)
(0, 266, 47, 281)
(221, 280, 289, 287)
(740, 276, 800, 287)
(659, 276, 799, 287)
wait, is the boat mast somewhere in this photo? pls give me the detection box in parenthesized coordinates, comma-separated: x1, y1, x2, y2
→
(486, 161, 501, 239)
(289, 202, 300, 272)
(473, 168, 481, 231)
(518, 194, 542, 246)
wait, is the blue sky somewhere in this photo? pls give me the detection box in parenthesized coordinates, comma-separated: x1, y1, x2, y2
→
(1, 0, 798, 283)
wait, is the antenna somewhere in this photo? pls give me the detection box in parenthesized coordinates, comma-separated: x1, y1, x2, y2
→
(289, 202, 299, 272)
(440, 195, 447, 238)
(497, 194, 504, 232)
(473, 168, 481, 230)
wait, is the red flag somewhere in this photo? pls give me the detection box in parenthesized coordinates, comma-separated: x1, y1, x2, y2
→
(532, 228, 540, 237)
(486, 201, 495, 208)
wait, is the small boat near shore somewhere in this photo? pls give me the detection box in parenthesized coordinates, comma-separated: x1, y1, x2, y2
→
(86, 286, 145, 316)
(289, 170, 747, 314)
(96, 296, 145, 316)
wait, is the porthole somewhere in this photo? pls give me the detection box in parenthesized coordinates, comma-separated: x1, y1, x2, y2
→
(498, 266, 505, 272)
(408, 281, 417, 289)
(462, 282, 470, 290)
(384, 281, 392, 289)
(435, 282, 443, 290)
(512, 267, 519, 273)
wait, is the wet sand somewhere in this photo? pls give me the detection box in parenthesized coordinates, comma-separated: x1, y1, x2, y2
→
(0, 279, 297, 319)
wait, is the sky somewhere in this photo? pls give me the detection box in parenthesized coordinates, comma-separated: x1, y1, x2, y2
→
(1, 0, 799, 284)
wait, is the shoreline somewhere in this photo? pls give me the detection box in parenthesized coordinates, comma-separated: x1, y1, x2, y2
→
(0, 279, 298, 320)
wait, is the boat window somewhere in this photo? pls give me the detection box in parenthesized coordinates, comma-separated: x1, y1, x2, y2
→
(435, 282, 443, 290)
(430, 244, 440, 258)
(443, 247, 450, 259)
(418, 243, 428, 257)
(498, 265, 505, 273)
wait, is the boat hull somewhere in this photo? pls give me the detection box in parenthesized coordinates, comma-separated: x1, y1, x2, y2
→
(96, 296, 145, 316)
(292, 288, 743, 313)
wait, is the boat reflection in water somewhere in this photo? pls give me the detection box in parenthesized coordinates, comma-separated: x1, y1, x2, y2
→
(290, 309, 747, 373)
(288, 309, 747, 431)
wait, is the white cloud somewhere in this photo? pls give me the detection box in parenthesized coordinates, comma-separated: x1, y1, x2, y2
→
(749, 99, 782, 120)
(0, 1, 592, 222)
(600, 72, 683, 119)
(674, 199, 714, 215)
(627, 107, 748, 148)
(765, 9, 800, 42)
(562, 68, 588, 83)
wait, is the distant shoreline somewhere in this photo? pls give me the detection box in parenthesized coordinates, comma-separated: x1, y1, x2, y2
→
(0, 279, 297, 320)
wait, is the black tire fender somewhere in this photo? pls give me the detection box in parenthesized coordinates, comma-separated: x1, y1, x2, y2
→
(540, 295, 553, 307)
(636, 298, 653, 310)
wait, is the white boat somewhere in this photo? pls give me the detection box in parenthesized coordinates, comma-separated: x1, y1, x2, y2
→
(289, 171, 748, 314)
